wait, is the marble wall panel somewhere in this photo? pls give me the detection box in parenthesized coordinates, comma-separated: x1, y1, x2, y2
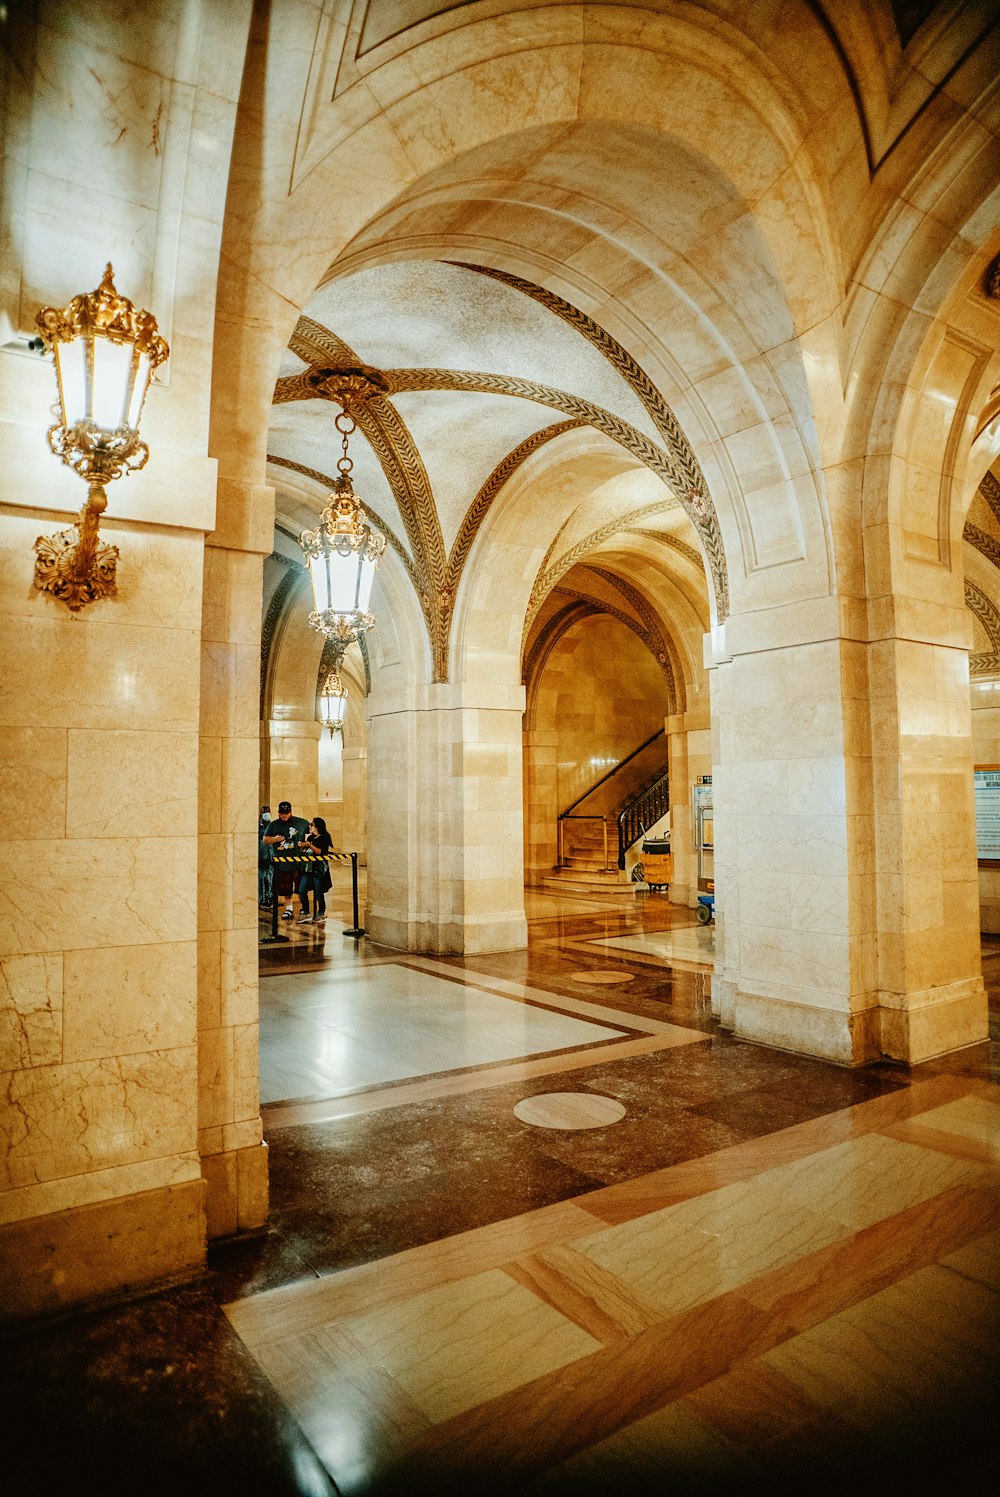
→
(1, 614, 201, 734)
(0, 836, 196, 956)
(61, 941, 197, 1063)
(65, 729, 198, 840)
(0, 952, 62, 1072)
(2, 726, 67, 833)
(1, 1044, 197, 1195)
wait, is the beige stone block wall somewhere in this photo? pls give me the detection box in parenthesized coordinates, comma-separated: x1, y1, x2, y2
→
(268, 718, 321, 819)
(0, 517, 205, 1270)
(197, 542, 268, 1239)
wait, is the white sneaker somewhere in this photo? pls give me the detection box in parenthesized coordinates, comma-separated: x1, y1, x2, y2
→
(297, 913, 313, 923)
(281, 909, 294, 921)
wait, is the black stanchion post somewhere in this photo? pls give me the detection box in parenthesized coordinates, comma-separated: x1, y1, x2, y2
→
(260, 858, 290, 944)
(343, 851, 366, 938)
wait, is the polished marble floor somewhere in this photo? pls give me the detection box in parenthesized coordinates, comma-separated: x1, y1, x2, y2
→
(3, 881, 998, 1496)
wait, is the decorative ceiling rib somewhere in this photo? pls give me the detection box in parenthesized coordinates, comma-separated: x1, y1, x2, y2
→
(964, 521, 1000, 574)
(375, 369, 690, 507)
(450, 262, 725, 615)
(965, 581, 1000, 651)
(272, 323, 707, 679)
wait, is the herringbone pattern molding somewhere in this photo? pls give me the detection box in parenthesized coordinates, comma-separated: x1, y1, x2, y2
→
(450, 263, 727, 615)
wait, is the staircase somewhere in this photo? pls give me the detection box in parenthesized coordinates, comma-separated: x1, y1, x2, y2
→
(617, 770, 670, 869)
(556, 731, 668, 878)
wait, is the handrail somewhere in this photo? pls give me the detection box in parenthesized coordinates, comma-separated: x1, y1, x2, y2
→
(559, 729, 664, 819)
(617, 771, 670, 869)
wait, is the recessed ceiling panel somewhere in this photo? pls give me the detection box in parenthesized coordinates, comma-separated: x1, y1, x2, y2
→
(389, 390, 561, 554)
(305, 261, 661, 445)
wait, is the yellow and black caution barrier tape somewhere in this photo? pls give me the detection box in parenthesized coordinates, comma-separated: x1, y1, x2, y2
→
(261, 850, 365, 942)
(270, 851, 354, 865)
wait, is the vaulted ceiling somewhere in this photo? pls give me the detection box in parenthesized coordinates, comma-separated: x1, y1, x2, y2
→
(266, 259, 713, 690)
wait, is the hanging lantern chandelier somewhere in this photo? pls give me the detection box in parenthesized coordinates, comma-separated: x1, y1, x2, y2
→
(319, 670, 349, 736)
(300, 408, 386, 648)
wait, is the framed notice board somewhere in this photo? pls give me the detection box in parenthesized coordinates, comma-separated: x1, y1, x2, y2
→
(974, 765, 1000, 866)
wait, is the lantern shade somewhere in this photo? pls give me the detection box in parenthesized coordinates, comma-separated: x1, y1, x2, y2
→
(301, 477, 386, 642)
(53, 339, 87, 427)
(307, 547, 377, 617)
(37, 263, 166, 444)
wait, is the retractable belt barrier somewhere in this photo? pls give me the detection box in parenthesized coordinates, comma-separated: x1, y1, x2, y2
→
(261, 850, 365, 943)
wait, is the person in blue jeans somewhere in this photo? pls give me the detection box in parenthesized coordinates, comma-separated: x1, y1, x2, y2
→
(298, 816, 333, 923)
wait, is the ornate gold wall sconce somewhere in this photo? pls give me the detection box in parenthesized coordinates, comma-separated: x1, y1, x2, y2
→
(33, 263, 169, 611)
(300, 391, 386, 647)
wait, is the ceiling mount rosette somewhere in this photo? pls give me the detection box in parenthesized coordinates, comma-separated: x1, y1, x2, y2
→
(305, 364, 392, 407)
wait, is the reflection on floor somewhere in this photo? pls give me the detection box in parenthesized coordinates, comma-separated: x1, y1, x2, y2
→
(3, 882, 998, 1497)
(594, 925, 716, 970)
(258, 962, 632, 1104)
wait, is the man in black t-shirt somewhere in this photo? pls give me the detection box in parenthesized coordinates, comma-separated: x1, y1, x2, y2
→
(263, 801, 310, 920)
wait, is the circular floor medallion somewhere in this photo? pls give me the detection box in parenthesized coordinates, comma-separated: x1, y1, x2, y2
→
(568, 970, 634, 985)
(513, 1092, 627, 1130)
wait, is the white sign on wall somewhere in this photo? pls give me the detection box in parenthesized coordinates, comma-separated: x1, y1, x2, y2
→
(974, 765, 1000, 863)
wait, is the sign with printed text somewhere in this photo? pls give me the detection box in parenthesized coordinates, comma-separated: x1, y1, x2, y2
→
(974, 765, 1000, 864)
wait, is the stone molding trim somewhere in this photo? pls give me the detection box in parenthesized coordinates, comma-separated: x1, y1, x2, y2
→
(627, 527, 704, 570)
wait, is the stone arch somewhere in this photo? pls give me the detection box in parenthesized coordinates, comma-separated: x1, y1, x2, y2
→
(214, 8, 851, 629)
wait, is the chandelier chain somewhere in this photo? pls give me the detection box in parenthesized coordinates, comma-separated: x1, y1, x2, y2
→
(335, 409, 356, 476)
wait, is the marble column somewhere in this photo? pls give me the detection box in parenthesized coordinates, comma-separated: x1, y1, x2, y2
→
(366, 683, 528, 953)
(196, 509, 270, 1239)
(710, 598, 987, 1064)
(868, 617, 988, 1059)
(709, 605, 878, 1063)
